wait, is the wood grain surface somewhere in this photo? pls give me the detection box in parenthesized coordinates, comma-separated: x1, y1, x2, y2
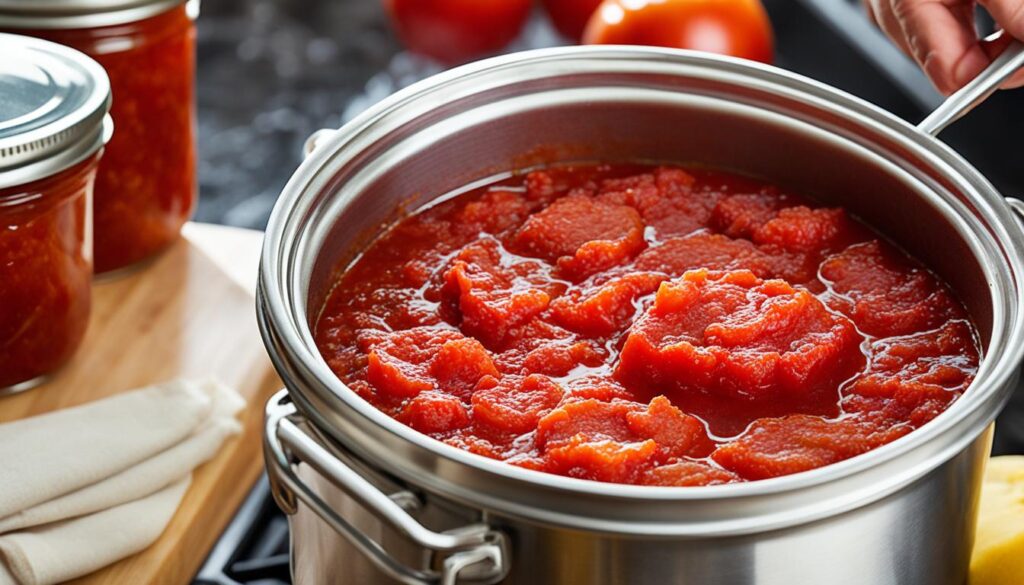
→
(0, 223, 282, 585)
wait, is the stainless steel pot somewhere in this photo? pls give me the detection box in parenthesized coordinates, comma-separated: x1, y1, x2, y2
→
(258, 46, 1024, 585)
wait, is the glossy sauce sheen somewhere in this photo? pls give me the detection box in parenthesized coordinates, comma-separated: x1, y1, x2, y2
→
(315, 165, 980, 486)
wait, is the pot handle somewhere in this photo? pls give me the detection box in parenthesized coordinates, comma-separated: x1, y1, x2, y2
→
(264, 390, 509, 585)
(918, 38, 1024, 136)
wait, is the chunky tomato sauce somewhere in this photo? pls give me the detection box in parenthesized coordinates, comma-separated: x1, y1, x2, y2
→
(315, 165, 979, 486)
(0, 157, 96, 389)
(14, 6, 197, 273)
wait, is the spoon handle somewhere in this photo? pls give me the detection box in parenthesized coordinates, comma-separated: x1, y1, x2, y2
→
(918, 39, 1024, 136)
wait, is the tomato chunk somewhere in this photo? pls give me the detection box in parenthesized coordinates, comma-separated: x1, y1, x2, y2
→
(616, 270, 864, 406)
(563, 377, 635, 402)
(598, 167, 693, 209)
(851, 320, 977, 397)
(820, 241, 961, 337)
(640, 461, 740, 486)
(597, 167, 719, 237)
(429, 337, 500, 401)
(536, 397, 711, 457)
(457, 189, 534, 236)
(471, 374, 564, 435)
(757, 245, 823, 289)
(626, 396, 714, 458)
(364, 327, 464, 399)
(634, 232, 773, 277)
(711, 414, 910, 479)
(753, 206, 864, 254)
(498, 318, 605, 376)
(441, 238, 557, 347)
(547, 436, 660, 483)
(512, 194, 645, 279)
(710, 191, 800, 239)
(844, 320, 978, 428)
(550, 271, 665, 337)
(523, 165, 621, 203)
(396, 391, 471, 434)
(536, 399, 641, 449)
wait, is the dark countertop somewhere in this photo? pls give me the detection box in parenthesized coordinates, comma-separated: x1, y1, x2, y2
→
(192, 0, 1021, 230)
(194, 0, 400, 228)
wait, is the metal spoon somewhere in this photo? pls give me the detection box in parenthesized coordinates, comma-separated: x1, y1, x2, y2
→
(918, 38, 1024, 136)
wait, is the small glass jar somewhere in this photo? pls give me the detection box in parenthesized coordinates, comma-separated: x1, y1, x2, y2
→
(0, 34, 112, 393)
(0, 0, 198, 274)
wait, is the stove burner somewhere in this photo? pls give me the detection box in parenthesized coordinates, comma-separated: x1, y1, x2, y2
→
(194, 477, 291, 585)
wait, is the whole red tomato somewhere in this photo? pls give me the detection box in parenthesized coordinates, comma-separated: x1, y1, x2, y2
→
(582, 0, 774, 64)
(385, 0, 532, 64)
(541, 0, 604, 40)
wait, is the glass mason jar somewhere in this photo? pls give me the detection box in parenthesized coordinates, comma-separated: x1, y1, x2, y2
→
(0, 0, 198, 274)
(0, 34, 112, 393)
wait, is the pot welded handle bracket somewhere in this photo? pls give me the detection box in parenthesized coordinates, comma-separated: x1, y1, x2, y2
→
(1006, 198, 1024, 225)
(303, 129, 336, 158)
(264, 390, 510, 585)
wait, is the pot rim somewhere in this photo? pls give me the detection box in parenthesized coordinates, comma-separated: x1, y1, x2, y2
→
(259, 46, 1024, 507)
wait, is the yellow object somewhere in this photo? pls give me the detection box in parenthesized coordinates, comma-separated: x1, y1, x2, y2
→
(971, 455, 1024, 585)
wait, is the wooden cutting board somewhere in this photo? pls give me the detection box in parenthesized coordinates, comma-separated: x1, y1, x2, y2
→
(0, 222, 283, 585)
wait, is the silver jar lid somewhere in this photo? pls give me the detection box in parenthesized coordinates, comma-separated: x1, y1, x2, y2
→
(0, 33, 111, 190)
(0, 0, 195, 29)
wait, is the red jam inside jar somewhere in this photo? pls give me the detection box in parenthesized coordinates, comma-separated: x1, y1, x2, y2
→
(0, 156, 98, 390)
(10, 5, 197, 273)
(314, 164, 981, 486)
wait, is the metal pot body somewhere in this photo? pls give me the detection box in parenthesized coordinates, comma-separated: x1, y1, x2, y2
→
(281, 405, 994, 585)
(258, 47, 1024, 585)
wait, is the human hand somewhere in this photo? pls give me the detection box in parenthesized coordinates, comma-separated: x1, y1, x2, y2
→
(865, 0, 1024, 94)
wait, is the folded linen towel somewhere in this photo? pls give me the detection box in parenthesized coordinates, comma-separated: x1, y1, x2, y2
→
(0, 379, 244, 585)
(0, 477, 191, 585)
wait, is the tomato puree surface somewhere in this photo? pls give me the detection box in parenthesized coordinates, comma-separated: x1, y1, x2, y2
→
(315, 164, 979, 486)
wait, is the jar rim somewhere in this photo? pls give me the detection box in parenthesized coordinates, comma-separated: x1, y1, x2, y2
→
(0, 0, 195, 29)
(0, 33, 111, 189)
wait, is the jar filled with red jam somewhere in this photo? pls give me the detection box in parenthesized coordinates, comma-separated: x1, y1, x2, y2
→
(0, 0, 198, 274)
(0, 34, 112, 393)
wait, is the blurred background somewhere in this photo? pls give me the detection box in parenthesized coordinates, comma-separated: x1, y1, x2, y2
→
(193, 0, 1023, 232)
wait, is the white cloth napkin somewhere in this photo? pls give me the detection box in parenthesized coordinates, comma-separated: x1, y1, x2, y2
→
(0, 379, 245, 585)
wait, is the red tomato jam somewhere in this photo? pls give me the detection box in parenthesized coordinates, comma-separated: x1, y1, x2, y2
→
(0, 156, 97, 390)
(10, 6, 197, 273)
(314, 165, 980, 486)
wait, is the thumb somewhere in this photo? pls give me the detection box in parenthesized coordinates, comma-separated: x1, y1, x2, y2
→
(891, 0, 987, 93)
(979, 30, 1024, 88)
(978, 0, 1024, 41)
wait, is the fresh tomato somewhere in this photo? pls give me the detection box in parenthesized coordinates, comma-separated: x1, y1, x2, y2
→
(582, 0, 774, 64)
(541, 0, 604, 40)
(384, 0, 533, 64)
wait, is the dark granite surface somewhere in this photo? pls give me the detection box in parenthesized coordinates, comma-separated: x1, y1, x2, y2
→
(193, 0, 1022, 229)
(192, 0, 843, 229)
(193, 0, 400, 228)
